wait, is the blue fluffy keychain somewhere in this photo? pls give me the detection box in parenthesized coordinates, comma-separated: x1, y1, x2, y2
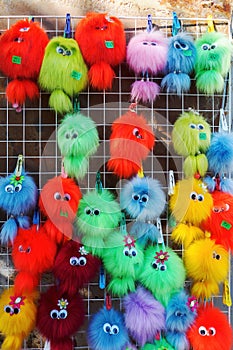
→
(0, 155, 38, 245)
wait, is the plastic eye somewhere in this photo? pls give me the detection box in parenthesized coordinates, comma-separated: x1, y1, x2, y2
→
(175, 311, 183, 317)
(102, 25, 108, 30)
(66, 50, 72, 56)
(210, 44, 216, 50)
(78, 257, 87, 266)
(95, 26, 100, 30)
(14, 307, 20, 314)
(197, 124, 204, 130)
(159, 264, 167, 271)
(111, 325, 119, 335)
(19, 27, 30, 32)
(123, 247, 130, 256)
(213, 207, 220, 213)
(199, 326, 208, 336)
(4, 305, 13, 314)
(72, 132, 78, 139)
(152, 261, 159, 270)
(59, 310, 68, 319)
(189, 123, 196, 129)
(5, 184, 14, 193)
(56, 46, 65, 55)
(70, 256, 79, 266)
(63, 193, 71, 201)
(141, 194, 149, 203)
(103, 322, 111, 333)
(133, 128, 141, 138)
(65, 132, 70, 139)
(225, 204, 230, 211)
(190, 191, 197, 201)
(85, 207, 92, 215)
(18, 245, 24, 252)
(143, 41, 149, 45)
(213, 252, 221, 260)
(180, 42, 189, 50)
(54, 192, 62, 200)
(132, 193, 140, 201)
(14, 184, 22, 193)
(174, 41, 181, 49)
(201, 44, 210, 51)
(94, 208, 100, 216)
(130, 248, 138, 257)
(25, 247, 31, 253)
(208, 327, 216, 336)
(197, 194, 204, 202)
(50, 309, 59, 319)
(151, 42, 157, 46)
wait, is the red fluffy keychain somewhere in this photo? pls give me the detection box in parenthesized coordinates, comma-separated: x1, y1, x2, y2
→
(75, 12, 126, 90)
(107, 109, 155, 178)
(39, 176, 82, 245)
(0, 18, 49, 112)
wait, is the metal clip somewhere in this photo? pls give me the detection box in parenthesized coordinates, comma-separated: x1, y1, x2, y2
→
(168, 170, 175, 196)
(157, 218, 164, 244)
(15, 155, 23, 177)
(219, 108, 228, 133)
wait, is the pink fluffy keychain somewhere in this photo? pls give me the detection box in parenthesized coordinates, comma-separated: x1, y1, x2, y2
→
(0, 18, 49, 112)
(127, 15, 168, 104)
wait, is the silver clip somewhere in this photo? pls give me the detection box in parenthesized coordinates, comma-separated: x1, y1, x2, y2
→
(168, 170, 175, 196)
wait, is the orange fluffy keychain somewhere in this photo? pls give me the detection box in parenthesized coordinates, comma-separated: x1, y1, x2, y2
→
(75, 12, 126, 90)
(0, 18, 49, 112)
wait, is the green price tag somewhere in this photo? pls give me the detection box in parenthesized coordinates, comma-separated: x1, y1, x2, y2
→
(105, 40, 114, 48)
(182, 49, 192, 56)
(199, 132, 207, 140)
(71, 70, 82, 80)
(12, 55, 21, 64)
(221, 220, 232, 230)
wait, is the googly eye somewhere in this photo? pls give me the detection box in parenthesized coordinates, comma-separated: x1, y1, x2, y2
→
(152, 260, 159, 269)
(213, 207, 220, 213)
(142, 41, 149, 45)
(85, 207, 92, 215)
(130, 248, 138, 257)
(213, 251, 221, 260)
(70, 256, 79, 266)
(93, 208, 100, 216)
(14, 307, 20, 314)
(208, 327, 216, 336)
(197, 124, 204, 130)
(180, 42, 189, 50)
(56, 46, 65, 55)
(78, 257, 87, 266)
(72, 132, 78, 139)
(14, 184, 22, 193)
(18, 245, 24, 252)
(225, 204, 230, 211)
(54, 192, 62, 200)
(111, 325, 119, 335)
(151, 42, 157, 46)
(66, 50, 72, 56)
(197, 194, 204, 202)
(50, 309, 59, 319)
(199, 326, 208, 336)
(4, 305, 13, 314)
(103, 322, 111, 333)
(132, 193, 140, 201)
(5, 184, 14, 193)
(141, 194, 149, 203)
(65, 132, 70, 139)
(201, 44, 210, 51)
(210, 44, 216, 50)
(95, 26, 100, 30)
(190, 191, 197, 201)
(133, 128, 141, 138)
(159, 264, 167, 271)
(59, 309, 68, 319)
(175, 310, 183, 317)
(189, 123, 196, 129)
(25, 247, 31, 253)
(63, 193, 71, 201)
(174, 41, 181, 49)
(19, 27, 30, 32)
(123, 247, 130, 257)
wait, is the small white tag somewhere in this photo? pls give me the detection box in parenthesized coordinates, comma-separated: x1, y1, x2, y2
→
(168, 170, 175, 196)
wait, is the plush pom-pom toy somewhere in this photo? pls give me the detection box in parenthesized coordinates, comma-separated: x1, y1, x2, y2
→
(195, 31, 232, 95)
(53, 240, 101, 296)
(75, 189, 122, 256)
(130, 221, 160, 248)
(12, 224, 57, 293)
(102, 231, 144, 296)
(57, 112, 99, 180)
(75, 12, 126, 90)
(137, 245, 186, 306)
(0, 19, 49, 112)
(87, 306, 129, 350)
(161, 32, 196, 95)
(141, 338, 175, 350)
(123, 286, 165, 346)
(172, 110, 211, 177)
(107, 111, 155, 179)
(0, 169, 38, 245)
(187, 304, 232, 350)
(0, 287, 38, 350)
(127, 30, 168, 103)
(38, 36, 88, 114)
(39, 176, 82, 245)
(184, 238, 229, 300)
(37, 286, 85, 350)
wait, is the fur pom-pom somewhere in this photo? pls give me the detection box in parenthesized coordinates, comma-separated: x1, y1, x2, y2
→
(171, 222, 205, 249)
(207, 132, 233, 174)
(107, 111, 155, 178)
(187, 304, 233, 350)
(161, 72, 191, 95)
(49, 89, 73, 115)
(6, 79, 39, 107)
(53, 240, 101, 295)
(88, 61, 115, 90)
(130, 221, 160, 248)
(220, 177, 233, 195)
(120, 176, 166, 221)
(123, 286, 165, 346)
(0, 217, 22, 245)
(14, 271, 40, 295)
(138, 245, 186, 306)
(130, 80, 160, 103)
(87, 306, 129, 350)
(183, 153, 208, 178)
(196, 70, 224, 94)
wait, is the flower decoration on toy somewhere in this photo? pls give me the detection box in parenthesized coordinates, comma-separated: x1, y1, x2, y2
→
(123, 286, 165, 346)
(187, 304, 233, 350)
(57, 111, 99, 180)
(75, 12, 126, 90)
(161, 32, 196, 95)
(169, 178, 213, 248)
(0, 287, 38, 350)
(0, 155, 38, 245)
(172, 110, 211, 178)
(137, 245, 186, 307)
(87, 306, 129, 350)
(39, 176, 82, 245)
(0, 18, 49, 112)
(194, 31, 232, 95)
(184, 238, 229, 300)
(53, 240, 101, 296)
(37, 286, 85, 350)
(107, 110, 155, 179)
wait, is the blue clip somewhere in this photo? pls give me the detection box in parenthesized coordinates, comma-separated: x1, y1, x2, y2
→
(99, 265, 106, 289)
(120, 212, 127, 235)
(147, 14, 153, 33)
(33, 208, 40, 231)
(95, 171, 103, 194)
(172, 12, 181, 36)
(64, 13, 71, 38)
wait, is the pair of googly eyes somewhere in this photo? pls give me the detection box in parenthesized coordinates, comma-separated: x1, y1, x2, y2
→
(199, 326, 216, 336)
(50, 309, 68, 320)
(133, 128, 142, 139)
(212, 251, 221, 260)
(69, 256, 87, 266)
(56, 46, 72, 56)
(175, 310, 184, 317)
(132, 193, 149, 203)
(213, 204, 230, 213)
(201, 43, 217, 51)
(103, 323, 120, 335)
(4, 305, 20, 315)
(190, 192, 204, 202)
(18, 245, 31, 253)
(65, 131, 78, 139)
(151, 260, 167, 271)
(85, 207, 100, 216)
(95, 25, 108, 30)
(173, 41, 189, 50)
(142, 41, 157, 46)
(123, 247, 137, 257)
(54, 192, 71, 201)
(189, 123, 205, 130)
(5, 183, 22, 193)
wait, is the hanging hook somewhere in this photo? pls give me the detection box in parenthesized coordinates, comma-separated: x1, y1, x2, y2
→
(64, 13, 71, 38)
(15, 155, 23, 177)
(147, 14, 153, 33)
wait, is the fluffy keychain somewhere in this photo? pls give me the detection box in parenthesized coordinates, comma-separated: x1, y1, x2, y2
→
(0, 18, 49, 112)
(184, 238, 229, 300)
(57, 111, 99, 180)
(123, 286, 165, 346)
(141, 338, 175, 350)
(0, 156, 38, 245)
(53, 240, 101, 296)
(165, 290, 198, 350)
(169, 178, 213, 248)
(107, 110, 155, 179)
(161, 32, 196, 95)
(127, 26, 168, 103)
(187, 304, 232, 350)
(39, 175, 82, 245)
(194, 31, 232, 95)
(137, 245, 186, 306)
(172, 110, 211, 178)
(75, 12, 126, 90)
(87, 306, 129, 350)
(12, 223, 57, 294)
(0, 286, 38, 350)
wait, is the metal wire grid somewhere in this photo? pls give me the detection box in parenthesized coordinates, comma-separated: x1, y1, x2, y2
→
(0, 14, 231, 349)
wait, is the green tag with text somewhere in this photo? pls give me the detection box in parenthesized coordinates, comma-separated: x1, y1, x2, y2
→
(105, 40, 114, 48)
(199, 132, 207, 140)
(12, 55, 21, 64)
(221, 220, 232, 230)
(71, 70, 82, 80)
